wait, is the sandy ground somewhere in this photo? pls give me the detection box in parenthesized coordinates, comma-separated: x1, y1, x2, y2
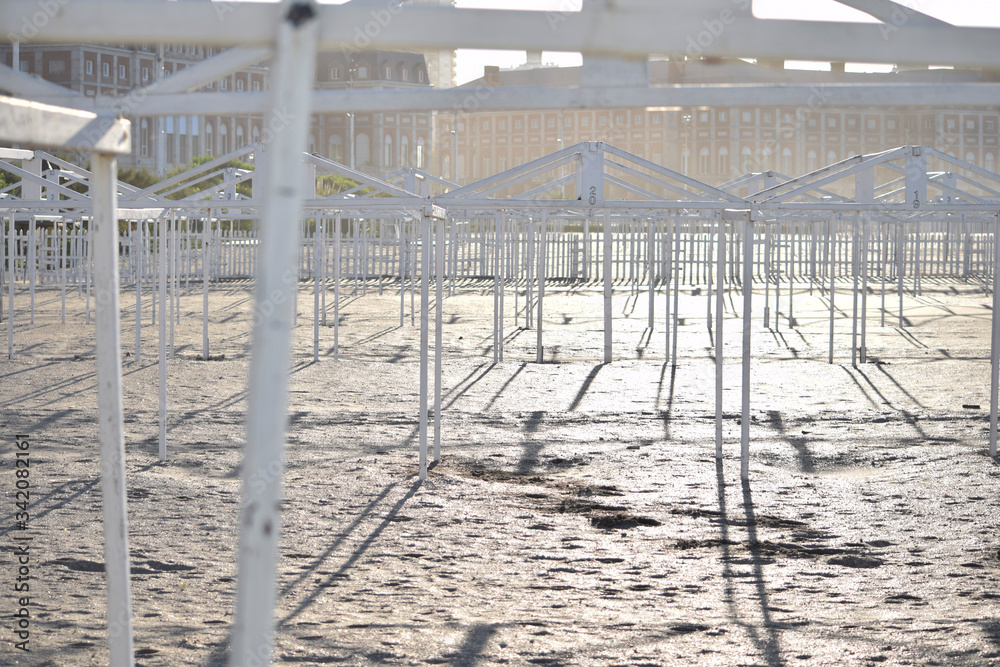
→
(1, 275, 999, 666)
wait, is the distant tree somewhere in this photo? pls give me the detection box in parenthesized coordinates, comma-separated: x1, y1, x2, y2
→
(316, 173, 372, 197)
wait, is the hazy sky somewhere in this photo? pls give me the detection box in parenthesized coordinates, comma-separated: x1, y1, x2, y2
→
(451, 0, 1000, 84)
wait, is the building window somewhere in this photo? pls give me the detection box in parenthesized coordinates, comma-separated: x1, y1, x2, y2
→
(416, 138, 425, 169)
(118, 64, 126, 81)
(416, 67, 425, 83)
(652, 113, 662, 125)
(581, 117, 590, 128)
(400, 66, 409, 82)
(207, 82, 214, 89)
(987, 153, 995, 172)
(400, 135, 409, 167)
(887, 119, 897, 130)
(807, 149, 818, 172)
(236, 125, 245, 149)
(868, 118, 877, 131)
(718, 147, 728, 174)
(530, 118, 539, 129)
(140, 119, 149, 157)
(48, 60, 66, 76)
(548, 118, 556, 129)
(763, 111, 772, 123)
(328, 134, 343, 162)
(205, 123, 213, 155)
(827, 116, 837, 129)
(967, 119, 976, 130)
(615, 114, 625, 125)
(142, 66, 149, 82)
(847, 117, 857, 129)
(236, 79, 244, 92)
(221, 78, 228, 91)
(356, 133, 370, 166)
(383, 134, 393, 168)
(86, 60, 93, 75)
(987, 119, 997, 132)
(357, 64, 369, 79)
(742, 111, 752, 123)
(252, 80, 259, 92)
(498, 120, 507, 131)
(699, 111, 709, 123)
(331, 67, 340, 80)
(384, 64, 393, 80)
(808, 116, 818, 128)
(633, 114, 642, 125)
(741, 147, 752, 173)
(220, 124, 228, 154)
(782, 147, 792, 174)
(827, 150, 838, 164)
(514, 119, 523, 130)
(102, 62, 110, 77)
(681, 148, 689, 175)
(762, 148, 772, 171)
(483, 120, 491, 131)
(699, 147, 710, 174)
(598, 116, 607, 127)
(565, 118, 573, 129)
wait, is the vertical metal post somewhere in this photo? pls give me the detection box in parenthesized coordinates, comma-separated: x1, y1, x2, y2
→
(499, 216, 505, 362)
(991, 213, 999, 458)
(829, 217, 836, 365)
(60, 220, 66, 324)
(741, 217, 753, 483)
(232, 3, 319, 665)
(334, 212, 341, 360)
(203, 216, 210, 360)
(665, 217, 672, 362)
(400, 219, 406, 327)
(715, 219, 725, 460)
(28, 216, 35, 324)
(158, 217, 167, 461)
(419, 215, 430, 480)
(672, 219, 680, 365)
(648, 218, 655, 330)
(313, 219, 320, 363)
(7, 212, 13, 359)
(898, 221, 905, 328)
(434, 214, 444, 462)
(537, 214, 547, 363)
(851, 214, 859, 369)
(493, 214, 501, 363)
(603, 210, 613, 364)
(91, 152, 135, 667)
(860, 216, 869, 364)
(135, 220, 142, 364)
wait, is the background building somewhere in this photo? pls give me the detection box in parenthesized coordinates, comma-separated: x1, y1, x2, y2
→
(436, 58, 1000, 188)
(0, 43, 435, 179)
